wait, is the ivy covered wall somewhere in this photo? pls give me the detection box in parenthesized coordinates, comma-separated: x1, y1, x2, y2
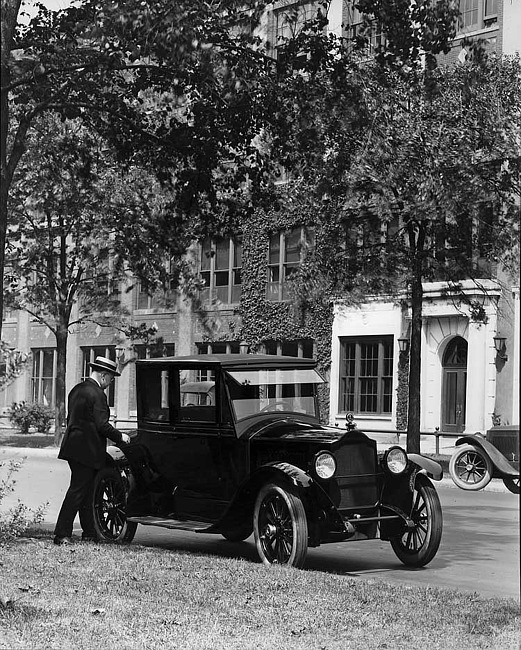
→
(199, 207, 337, 422)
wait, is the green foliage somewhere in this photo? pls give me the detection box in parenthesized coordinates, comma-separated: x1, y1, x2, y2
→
(0, 459, 47, 541)
(0, 341, 29, 390)
(7, 402, 54, 434)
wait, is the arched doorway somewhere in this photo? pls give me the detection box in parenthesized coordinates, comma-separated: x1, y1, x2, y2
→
(441, 336, 468, 433)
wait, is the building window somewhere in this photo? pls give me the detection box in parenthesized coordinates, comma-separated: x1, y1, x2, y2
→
(197, 341, 241, 355)
(135, 258, 177, 311)
(32, 348, 57, 406)
(344, 2, 385, 54)
(134, 341, 175, 359)
(267, 227, 314, 301)
(263, 339, 314, 358)
(459, 0, 497, 31)
(200, 237, 242, 305)
(339, 337, 393, 415)
(81, 346, 116, 407)
(275, 1, 318, 41)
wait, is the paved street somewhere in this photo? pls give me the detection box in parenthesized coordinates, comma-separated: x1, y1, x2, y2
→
(1, 446, 519, 600)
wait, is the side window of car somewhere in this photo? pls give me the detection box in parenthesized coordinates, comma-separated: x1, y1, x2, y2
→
(139, 368, 170, 423)
(177, 368, 216, 424)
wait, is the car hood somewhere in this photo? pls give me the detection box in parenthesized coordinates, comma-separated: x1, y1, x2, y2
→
(239, 416, 350, 443)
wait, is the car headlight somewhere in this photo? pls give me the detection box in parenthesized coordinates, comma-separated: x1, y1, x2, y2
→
(384, 446, 408, 474)
(314, 452, 336, 479)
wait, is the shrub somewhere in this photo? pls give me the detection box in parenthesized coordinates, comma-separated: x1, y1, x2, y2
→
(7, 402, 54, 434)
(0, 459, 47, 541)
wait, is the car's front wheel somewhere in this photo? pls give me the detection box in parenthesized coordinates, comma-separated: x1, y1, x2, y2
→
(390, 474, 442, 567)
(253, 482, 308, 568)
(92, 467, 137, 543)
(449, 444, 493, 491)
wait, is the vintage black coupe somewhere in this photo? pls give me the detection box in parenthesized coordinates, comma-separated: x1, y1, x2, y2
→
(92, 354, 443, 568)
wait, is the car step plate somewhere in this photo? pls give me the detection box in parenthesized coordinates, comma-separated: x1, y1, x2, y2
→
(127, 516, 212, 532)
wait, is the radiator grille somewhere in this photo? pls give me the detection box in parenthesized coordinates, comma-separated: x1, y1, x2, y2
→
(334, 442, 378, 509)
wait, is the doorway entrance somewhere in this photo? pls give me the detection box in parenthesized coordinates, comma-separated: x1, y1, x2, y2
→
(441, 336, 468, 433)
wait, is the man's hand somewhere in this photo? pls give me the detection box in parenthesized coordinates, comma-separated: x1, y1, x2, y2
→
(120, 433, 131, 444)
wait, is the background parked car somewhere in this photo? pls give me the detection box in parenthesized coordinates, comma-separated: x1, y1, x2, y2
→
(449, 425, 520, 493)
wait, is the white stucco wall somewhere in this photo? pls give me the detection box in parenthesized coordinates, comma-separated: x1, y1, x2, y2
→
(330, 281, 503, 434)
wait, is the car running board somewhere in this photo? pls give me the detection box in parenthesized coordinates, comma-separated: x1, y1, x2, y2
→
(127, 516, 214, 533)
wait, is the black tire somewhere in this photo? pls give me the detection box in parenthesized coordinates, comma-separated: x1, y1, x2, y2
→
(390, 474, 443, 567)
(253, 482, 308, 568)
(93, 467, 137, 543)
(503, 476, 520, 494)
(449, 444, 492, 491)
(221, 525, 253, 542)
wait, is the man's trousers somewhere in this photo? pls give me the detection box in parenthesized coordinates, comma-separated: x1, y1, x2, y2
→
(54, 460, 97, 539)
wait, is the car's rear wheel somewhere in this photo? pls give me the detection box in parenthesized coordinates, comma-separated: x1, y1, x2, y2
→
(253, 482, 308, 568)
(449, 444, 493, 490)
(390, 474, 442, 567)
(93, 467, 137, 543)
(503, 476, 520, 494)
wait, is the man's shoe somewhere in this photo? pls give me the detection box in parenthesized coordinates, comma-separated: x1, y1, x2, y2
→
(53, 536, 73, 546)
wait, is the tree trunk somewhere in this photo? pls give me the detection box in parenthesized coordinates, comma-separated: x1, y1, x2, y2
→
(0, 0, 22, 340)
(407, 272, 423, 453)
(54, 323, 68, 446)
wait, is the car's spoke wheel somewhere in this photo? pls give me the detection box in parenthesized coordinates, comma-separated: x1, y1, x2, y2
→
(503, 476, 520, 494)
(253, 482, 308, 568)
(449, 444, 493, 491)
(93, 467, 137, 543)
(390, 474, 442, 567)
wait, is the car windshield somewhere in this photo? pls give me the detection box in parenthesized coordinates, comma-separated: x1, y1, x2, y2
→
(225, 368, 323, 421)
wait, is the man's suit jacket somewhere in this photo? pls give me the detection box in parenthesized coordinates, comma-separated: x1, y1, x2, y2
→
(58, 378, 123, 469)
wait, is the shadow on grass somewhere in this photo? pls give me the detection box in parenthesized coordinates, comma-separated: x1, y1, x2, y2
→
(0, 431, 55, 449)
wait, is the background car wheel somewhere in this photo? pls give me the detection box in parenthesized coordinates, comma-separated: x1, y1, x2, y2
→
(390, 474, 442, 567)
(502, 476, 520, 494)
(93, 467, 137, 543)
(449, 444, 493, 491)
(253, 482, 308, 568)
(221, 524, 253, 542)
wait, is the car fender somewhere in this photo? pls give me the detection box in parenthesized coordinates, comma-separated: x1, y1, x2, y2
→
(407, 454, 443, 481)
(455, 435, 519, 477)
(206, 462, 323, 539)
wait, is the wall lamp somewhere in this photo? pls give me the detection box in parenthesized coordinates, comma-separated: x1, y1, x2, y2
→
(493, 335, 508, 362)
(398, 336, 410, 353)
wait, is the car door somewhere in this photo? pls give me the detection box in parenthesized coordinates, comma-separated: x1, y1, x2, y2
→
(167, 365, 230, 520)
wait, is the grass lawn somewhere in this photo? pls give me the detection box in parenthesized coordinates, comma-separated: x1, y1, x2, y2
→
(0, 531, 519, 650)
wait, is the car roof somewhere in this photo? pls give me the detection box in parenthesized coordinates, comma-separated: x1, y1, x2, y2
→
(136, 354, 317, 369)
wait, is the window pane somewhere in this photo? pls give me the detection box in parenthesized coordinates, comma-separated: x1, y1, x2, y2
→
(201, 240, 212, 270)
(233, 240, 242, 267)
(285, 229, 300, 264)
(42, 349, 54, 376)
(215, 270, 229, 287)
(269, 233, 280, 264)
(281, 340, 298, 357)
(485, 0, 497, 14)
(215, 239, 229, 269)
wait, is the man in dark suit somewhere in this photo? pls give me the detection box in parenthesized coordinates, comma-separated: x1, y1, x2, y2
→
(53, 356, 130, 545)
